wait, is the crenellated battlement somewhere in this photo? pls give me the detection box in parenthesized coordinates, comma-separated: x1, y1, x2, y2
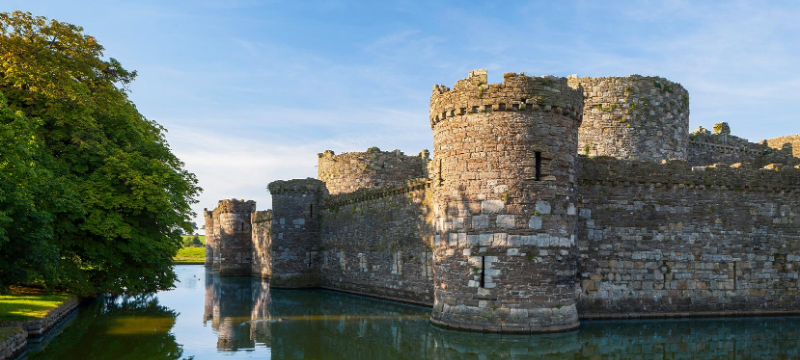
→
(206, 67, 800, 335)
(322, 178, 430, 208)
(215, 199, 256, 214)
(688, 124, 799, 167)
(579, 156, 800, 191)
(429, 69, 584, 128)
(267, 178, 324, 195)
(317, 148, 429, 195)
(251, 210, 272, 224)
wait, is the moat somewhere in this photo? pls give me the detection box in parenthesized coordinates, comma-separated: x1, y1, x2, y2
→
(21, 265, 800, 359)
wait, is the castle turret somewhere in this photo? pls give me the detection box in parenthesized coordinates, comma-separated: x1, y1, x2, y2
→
(317, 148, 429, 195)
(204, 208, 216, 267)
(267, 179, 324, 288)
(429, 69, 583, 333)
(568, 75, 690, 162)
(216, 199, 256, 275)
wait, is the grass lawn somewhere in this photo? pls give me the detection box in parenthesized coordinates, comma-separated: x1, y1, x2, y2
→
(0, 287, 73, 322)
(174, 246, 205, 264)
(0, 326, 21, 339)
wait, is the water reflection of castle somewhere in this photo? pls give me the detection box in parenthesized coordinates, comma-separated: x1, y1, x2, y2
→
(202, 269, 800, 359)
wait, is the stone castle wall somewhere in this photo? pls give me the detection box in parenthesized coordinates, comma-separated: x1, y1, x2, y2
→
(251, 210, 272, 279)
(576, 157, 800, 317)
(215, 199, 256, 275)
(319, 180, 434, 305)
(203, 209, 216, 267)
(267, 179, 324, 288)
(317, 149, 429, 195)
(429, 70, 583, 332)
(688, 125, 799, 167)
(766, 134, 800, 159)
(569, 75, 690, 162)
(205, 68, 800, 334)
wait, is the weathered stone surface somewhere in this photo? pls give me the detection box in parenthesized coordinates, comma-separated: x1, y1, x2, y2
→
(207, 68, 800, 335)
(568, 75, 690, 162)
(207, 199, 256, 276)
(317, 149, 428, 195)
(267, 179, 325, 288)
(251, 210, 272, 278)
(0, 327, 26, 360)
(319, 185, 434, 305)
(429, 70, 582, 333)
(576, 156, 800, 316)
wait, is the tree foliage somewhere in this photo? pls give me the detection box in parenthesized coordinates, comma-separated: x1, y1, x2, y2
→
(0, 11, 200, 295)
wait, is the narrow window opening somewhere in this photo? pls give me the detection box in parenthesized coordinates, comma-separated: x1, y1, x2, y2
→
(534, 152, 542, 181)
(309, 204, 314, 217)
(438, 159, 444, 185)
(240, 222, 244, 231)
(480, 256, 486, 288)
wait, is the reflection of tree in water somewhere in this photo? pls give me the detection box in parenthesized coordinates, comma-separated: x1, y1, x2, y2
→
(28, 294, 188, 360)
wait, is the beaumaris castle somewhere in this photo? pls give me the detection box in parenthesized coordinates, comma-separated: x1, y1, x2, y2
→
(204, 69, 800, 333)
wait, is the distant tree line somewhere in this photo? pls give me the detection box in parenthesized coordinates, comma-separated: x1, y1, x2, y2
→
(0, 11, 201, 295)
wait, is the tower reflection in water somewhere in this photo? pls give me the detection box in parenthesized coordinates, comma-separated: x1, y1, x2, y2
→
(202, 269, 800, 359)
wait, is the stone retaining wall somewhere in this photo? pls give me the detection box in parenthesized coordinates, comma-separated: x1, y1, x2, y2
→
(0, 327, 26, 360)
(0, 297, 81, 338)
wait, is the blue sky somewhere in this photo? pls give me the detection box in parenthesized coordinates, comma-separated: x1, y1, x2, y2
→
(10, 1, 800, 226)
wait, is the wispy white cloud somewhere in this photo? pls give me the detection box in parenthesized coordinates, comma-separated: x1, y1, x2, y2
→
(21, 0, 800, 226)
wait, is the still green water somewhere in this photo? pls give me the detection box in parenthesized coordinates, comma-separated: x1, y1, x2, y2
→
(26, 265, 800, 359)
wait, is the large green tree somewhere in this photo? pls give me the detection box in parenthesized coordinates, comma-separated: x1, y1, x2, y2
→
(0, 11, 200, 295)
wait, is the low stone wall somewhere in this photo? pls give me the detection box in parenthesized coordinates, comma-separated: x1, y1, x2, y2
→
(319, 180, 435, 305)
(576, 156, 800, 317)
(0, 297, 81, 338)
(0, 327, 26, 360)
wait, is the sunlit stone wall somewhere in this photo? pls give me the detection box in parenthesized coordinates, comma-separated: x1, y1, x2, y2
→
(319, 180, 435, 305)
(251, 210, 273, 279)
(568, 75, 690, 162)
(428, 70, 584, 333)
(577, 157, 800, 316)
(215, 199, 256, 275)
(317, 149, 429, 195)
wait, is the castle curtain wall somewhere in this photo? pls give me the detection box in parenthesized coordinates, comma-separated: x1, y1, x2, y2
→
(576, 157, 800, 316)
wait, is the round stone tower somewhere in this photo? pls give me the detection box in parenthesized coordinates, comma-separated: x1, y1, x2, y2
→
(429, 69, 583, 333)
(216, 199, 256, 275)
(267, 178, 324, 288)
(568, 75, 690, 162)
(203, 208, 216, 267)
(317, 148, 429, 195)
